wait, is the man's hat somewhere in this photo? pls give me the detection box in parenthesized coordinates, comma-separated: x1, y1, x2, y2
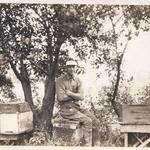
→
(66, 60, 77, 66)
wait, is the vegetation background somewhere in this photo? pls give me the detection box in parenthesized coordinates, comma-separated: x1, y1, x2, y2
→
(0, 3, 150, 146)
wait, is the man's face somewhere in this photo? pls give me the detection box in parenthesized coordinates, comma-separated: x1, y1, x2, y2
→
(66, 65, 76, 76)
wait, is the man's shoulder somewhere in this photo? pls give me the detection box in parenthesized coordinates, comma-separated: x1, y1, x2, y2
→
(56, 74, 65, 82)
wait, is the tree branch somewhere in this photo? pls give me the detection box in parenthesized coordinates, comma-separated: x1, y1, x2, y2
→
(9, 60, 22, 81)
(51, 38, 65, 78)
(109, 14, 118, 52)
(22, 54, 49, 76)
(114, 14, 124, 26)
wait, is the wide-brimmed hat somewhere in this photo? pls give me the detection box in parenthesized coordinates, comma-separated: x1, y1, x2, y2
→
(66, 60, 77, 66)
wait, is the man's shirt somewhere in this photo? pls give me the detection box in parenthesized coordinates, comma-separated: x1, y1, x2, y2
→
(56, 73, 83, 105)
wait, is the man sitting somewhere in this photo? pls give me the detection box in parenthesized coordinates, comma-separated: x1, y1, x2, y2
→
(56, 59, 100, 146)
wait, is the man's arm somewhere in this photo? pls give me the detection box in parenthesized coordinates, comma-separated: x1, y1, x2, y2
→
(66, 90, 84, 101)
(56, 79, 72, 102)
(66, 78, 84, 101)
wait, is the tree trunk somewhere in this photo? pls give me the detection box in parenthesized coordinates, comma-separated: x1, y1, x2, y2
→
(41, 77, 55, 135)
(110, 59, 121, 118)
(40, 37, 64, 134)
(21, 79, 42, 127)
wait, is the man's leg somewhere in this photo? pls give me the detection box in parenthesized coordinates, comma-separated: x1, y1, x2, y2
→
(60, 108, 93, 146)
(79, 109, 101, 146)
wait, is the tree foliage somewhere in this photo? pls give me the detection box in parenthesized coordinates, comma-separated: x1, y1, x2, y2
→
(0, 4, 92, 132)
(1, 4, 150, 135)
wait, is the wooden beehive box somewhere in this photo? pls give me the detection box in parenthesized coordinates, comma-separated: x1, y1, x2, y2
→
(0, 102, 33, 134)
(120, 105, 150, 124)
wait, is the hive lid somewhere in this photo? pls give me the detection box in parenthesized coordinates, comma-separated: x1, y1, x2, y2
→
(0, 102, 31, 113)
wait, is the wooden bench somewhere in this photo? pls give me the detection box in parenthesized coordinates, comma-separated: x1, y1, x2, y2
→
(120, 105, 150, 147)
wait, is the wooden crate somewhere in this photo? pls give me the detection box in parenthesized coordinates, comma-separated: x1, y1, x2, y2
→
(120, 105, 150, 124)
(52, 115, 85, 145)
(0, 102, 33, 135)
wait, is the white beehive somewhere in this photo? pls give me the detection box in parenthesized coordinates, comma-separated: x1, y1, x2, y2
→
(0, 102, 33, 134)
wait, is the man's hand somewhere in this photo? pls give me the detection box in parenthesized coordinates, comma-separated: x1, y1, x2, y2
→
(65, 90, 73, 96)
(65, 90, 84, 101)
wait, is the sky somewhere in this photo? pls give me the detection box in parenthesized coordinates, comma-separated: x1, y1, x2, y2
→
(123, 31, 150, 92)
(124, 32, 150, 75)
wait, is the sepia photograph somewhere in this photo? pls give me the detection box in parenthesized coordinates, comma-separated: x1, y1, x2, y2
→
(0, 0, 150, 148)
